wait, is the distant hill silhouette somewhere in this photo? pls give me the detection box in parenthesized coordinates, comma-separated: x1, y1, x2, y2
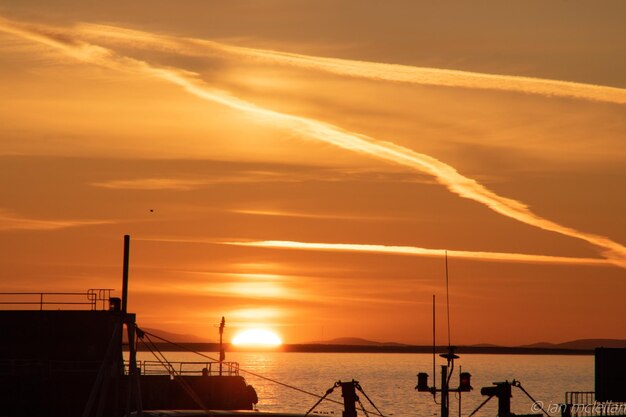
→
(132, 330, 626, 352)
(520, 339, 626, 350)
(469, 343, 502, 348)
(308, 337, 407, 346)
(309, 337, 626, 350)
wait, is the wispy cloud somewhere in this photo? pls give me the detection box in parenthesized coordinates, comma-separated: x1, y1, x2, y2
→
(92, 178, 210, 191)
(91, 171, 327, 190)
(131, 267, 414, 306)
(231, 208, 403, 222)
(1, 16, 624, 268)
(138, 235, 610, 267)
(79, 23, 626, 104)
(226, 240, 612, 267)
(0, 209, 111, 231)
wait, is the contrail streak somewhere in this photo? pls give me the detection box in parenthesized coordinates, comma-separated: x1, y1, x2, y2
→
(0, 209, 112, 231)
(1, 17, 624, 268)
(78, 23, 626, 104)
(227, 240, 611, 267)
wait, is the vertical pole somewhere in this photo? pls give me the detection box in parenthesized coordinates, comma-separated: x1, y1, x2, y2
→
(459, 365, 462, 417)
(341, 381, 358, 417)
(441, 365, 449, 417)
(133, 329, 143, 417)
(219, 317, 225, 376)
(432, 294, 436, 395)
(126, 324, 142, 417)
(445, 250, 451, 347)
(122, 235, 130, 314)
(120, 235, 142, 416)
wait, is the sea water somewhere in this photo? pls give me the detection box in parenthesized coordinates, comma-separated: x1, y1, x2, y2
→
(136, 352, 593, 416)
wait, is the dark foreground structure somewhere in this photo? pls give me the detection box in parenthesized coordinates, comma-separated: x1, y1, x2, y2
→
(561, 348, 626, 417)
(0, 236, 257, 417)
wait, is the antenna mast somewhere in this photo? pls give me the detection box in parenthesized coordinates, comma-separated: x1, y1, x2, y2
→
(417, 252, 472, 417)
(445, 250, 451, 347)
(432, 294, 436, 398)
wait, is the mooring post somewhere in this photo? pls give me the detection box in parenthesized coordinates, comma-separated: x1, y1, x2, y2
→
(497, 383, 512, 417)
(341, 380, 358, 417)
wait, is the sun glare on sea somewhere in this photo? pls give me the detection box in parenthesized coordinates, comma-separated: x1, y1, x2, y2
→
(232, 328, 283, 347)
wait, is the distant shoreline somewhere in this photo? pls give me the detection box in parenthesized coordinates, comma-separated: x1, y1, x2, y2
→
(131, 343, 594, 355)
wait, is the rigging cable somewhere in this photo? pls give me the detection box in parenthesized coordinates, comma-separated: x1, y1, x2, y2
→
(357, 397, 371, 417)
(304, 381, 339, 416)
(140, 334, 211, 414)
(355, 381, 386, 417)
(513, 381, 552, 417)
(467, 394, 494, 417)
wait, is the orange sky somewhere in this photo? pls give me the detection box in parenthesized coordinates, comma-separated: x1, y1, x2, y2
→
(0, 1, 625, 345)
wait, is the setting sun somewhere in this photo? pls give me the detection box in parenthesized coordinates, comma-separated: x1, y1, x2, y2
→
(232, 329, 283, 347)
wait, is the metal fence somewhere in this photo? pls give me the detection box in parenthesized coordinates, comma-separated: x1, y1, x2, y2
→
(126, 360, 240, 377)
(1, 359, 241, 378)
(0, 289, 114, 310)
(564, 392, 626, 417)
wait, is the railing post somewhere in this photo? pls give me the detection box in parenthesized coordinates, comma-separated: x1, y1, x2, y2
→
(40, 293, 43, 311)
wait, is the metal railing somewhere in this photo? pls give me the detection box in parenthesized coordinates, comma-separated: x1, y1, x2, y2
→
(1, 359, 241, 378)
(0, 289, 114, 311)
(125, 360, 240, 377)
(564, 392, 626, 417)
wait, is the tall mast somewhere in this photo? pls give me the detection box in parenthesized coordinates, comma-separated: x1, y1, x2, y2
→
(121, 234, 130, 314)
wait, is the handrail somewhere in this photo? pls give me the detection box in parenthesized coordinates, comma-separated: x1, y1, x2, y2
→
(0, 289, 115, 311)
(125, 360, 240, 377)
(564, 392, 626, 417)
